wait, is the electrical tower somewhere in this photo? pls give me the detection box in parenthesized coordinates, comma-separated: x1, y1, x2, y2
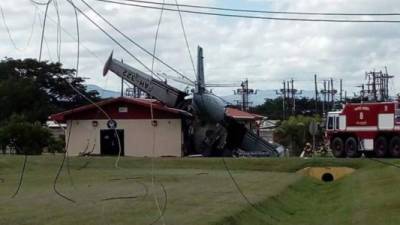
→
(320, 78, 337, 114)
(234, 79, 256, 111)
(276, 79, 302, 119)
(364, 68, 394, 102)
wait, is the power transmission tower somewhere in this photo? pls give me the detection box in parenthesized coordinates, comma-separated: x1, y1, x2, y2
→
(320, 78, 337, 115)
(276, 81, 287, 119)
(339, 79, 343, 103)
(276, 79, 302, 118)
(365, 69, 394, 102)
(234, 79, 256, 111)
(314, 74, 319, 114)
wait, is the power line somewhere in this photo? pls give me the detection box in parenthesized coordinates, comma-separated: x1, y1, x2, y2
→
(36, 8, 53, 61)
(174, 0, 197, 77)
(96, 0, 400, 23)
(53, 120, 76, 203)
(221, 158, 278, 224)
(115, 0, 400, 17)
(68, 0, 158, 80)
(72, 0, 80, 77)
(53, 0, 62, 62)
(79, 0, 194, 84)
(38, 0, 52, 61)
(36, 5, 102, 63)
(149, 1, 167, 224)
(11, 154, 27, 198)
(150, 0, 165, 80)
(30, 0, 51, 5)
(0, 3, 37, 51)
(368, 158, 400, 169)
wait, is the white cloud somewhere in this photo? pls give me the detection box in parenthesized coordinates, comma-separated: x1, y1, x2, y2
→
(1, 0, 400, 97)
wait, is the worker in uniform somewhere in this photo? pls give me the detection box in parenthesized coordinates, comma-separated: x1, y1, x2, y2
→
(303, 142, 313, 157)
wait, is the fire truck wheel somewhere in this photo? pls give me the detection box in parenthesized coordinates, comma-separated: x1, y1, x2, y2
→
(331, 137, 345, 158)
(389, 136, 400, 158)
(374, 136, 388, 158)
(345, 137, 361, 158)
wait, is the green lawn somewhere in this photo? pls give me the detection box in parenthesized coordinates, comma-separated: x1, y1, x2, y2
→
(0, 156, 399, 225)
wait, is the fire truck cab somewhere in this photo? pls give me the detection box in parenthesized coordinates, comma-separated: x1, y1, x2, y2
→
(326, 101, 400, 158)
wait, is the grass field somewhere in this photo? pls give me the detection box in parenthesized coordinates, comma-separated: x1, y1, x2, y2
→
(0, 156, 399, 225)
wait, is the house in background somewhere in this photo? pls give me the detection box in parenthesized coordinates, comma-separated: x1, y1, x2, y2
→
(46, 121, 66, 139)
(50, 97, 190, 157)
(259, 120, 279, 143)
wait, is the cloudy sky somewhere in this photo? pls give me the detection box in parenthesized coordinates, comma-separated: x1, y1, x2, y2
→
(2, 0, 400, 96)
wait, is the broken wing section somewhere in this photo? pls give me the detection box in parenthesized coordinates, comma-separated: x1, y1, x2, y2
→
(103, 52, 187, 108)
(225, 117, 281, 157)
(239, 130, 280, 156)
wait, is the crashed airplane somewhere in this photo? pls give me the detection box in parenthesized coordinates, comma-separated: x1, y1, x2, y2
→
(103, 47, 282, 157)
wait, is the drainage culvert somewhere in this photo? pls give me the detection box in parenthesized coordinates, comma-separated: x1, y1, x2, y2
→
(297, 167, 355, 182)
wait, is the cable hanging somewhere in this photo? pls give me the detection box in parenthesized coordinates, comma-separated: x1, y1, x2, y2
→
(96, 0, 400, 23)
(39, 0, 52, 61)
(174, 0, 197, 77)
(112, 0, 400, 17)
(149, 1, 167, 224)
(72, 0, 80, 77)
(0, 3, 37, 51)
(79, 0, 194, 84)
(68, 0, 187, 85)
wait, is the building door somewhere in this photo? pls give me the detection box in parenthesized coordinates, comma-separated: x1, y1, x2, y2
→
(100, 129, 124, 156)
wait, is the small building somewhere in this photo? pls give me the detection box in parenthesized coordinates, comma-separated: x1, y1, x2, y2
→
(50, 97, 190, 157)
(259, 120, 279, 143)
(46, 120, 66, 139)
(225, 107, 264, 131)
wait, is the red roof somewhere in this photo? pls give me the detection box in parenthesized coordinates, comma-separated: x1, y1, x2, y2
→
(225, 107, 264, 120)
(49, 97, 191, 122)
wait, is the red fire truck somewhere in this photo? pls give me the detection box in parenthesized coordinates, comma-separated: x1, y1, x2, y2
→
(326, 101, 400, 158)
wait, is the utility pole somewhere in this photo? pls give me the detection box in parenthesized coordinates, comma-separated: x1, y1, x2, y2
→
(322, 80, 326, 116)
(314, 74, 318, 114)
(364, 69, 393, 102)
(120, 77, 124, 97)
(276, 81, 287, 120)
(327, 79, 331, 111)
(339, 79, 343, 103)
(120, 59, 124, 97)
(235, 79, 255, 111)
(320, 78, 337, 113)
(361, 84, 365, 101)
(372, 71, 377, 101)
(331, 78, 335, 110)
(276, 79, 302, 119)
(283, 81, 286, 119)
(291, 79, 296, 115)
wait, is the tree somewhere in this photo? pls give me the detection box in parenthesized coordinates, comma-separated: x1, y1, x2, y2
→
(0, 57, 101, 154)
(0, 115, 51, 155)
(251, 97, 323, 120)
(0, 57, 100, 123)
(273, 115, 323, 156)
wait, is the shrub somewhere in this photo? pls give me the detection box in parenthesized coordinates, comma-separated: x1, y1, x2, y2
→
(0, 115, 51, 155)
(48, 136, 66, 153)
(273, 115, 323, 156)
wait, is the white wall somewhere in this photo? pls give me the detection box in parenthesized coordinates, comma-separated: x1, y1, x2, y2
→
(65, 119, 182, 157)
